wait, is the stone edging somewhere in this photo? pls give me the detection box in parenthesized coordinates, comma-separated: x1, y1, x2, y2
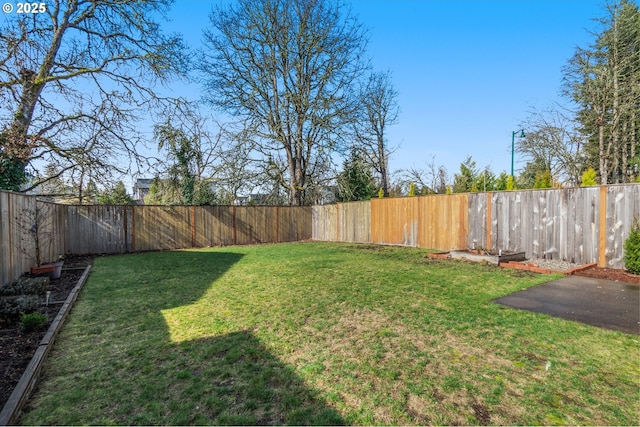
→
(0, 265, 92, 426)
(426, 251, 598, 275)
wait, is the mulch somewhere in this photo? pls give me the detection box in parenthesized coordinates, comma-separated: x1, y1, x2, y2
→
(0, 258, 91, 411)
(571, 265, 640, 284)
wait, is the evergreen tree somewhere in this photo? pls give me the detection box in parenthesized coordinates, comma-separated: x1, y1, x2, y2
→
(337, 149, 376, 202)
(494, 172, 511, 191)
(452, 156, 479, 193)
(533, 170, 553, 188)
(97, 181, 135, 205)
(581, 167, 598, 186)
(564, 0, 640, 184)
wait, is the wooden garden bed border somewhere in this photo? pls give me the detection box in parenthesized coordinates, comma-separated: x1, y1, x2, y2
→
(0, 265, 92, 426)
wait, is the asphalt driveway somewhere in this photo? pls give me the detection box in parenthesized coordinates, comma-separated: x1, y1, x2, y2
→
(494, 275, 640, 335)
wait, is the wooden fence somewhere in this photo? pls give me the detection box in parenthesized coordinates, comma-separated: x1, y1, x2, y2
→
(312, 184, 639, 269)
(1, 192, 312, 285)
(370, 194, 469, 249)
(66, 205, 312, 253)
(2, 184, 638, 285)
(312, 201, 370, 243)
(1, 192, 66, 286)
(467, 185, 640, 267)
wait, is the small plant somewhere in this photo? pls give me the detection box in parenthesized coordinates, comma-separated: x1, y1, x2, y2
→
(624, 218, 640, 274)
(581, 167, 598, 186)
(534, 169, 553, 188)
(408, 182, 416, 197)
(21, 312, 48, 332)
(378, 188, 384, 198)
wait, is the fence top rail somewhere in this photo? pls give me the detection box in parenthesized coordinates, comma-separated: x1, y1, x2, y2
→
(466, 183, 639, 195)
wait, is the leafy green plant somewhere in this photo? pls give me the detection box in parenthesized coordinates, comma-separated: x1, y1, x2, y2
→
(581, 167, 598, 186)
(533, 169, 553, 188)
(624, 219, 640, 274)
(21, 312, 48, 332)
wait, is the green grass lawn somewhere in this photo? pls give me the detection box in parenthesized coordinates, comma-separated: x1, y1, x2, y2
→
(20, 242, 639, 425)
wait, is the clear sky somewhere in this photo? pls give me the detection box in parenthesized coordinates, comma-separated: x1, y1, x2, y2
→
(164, 0, 606, 182)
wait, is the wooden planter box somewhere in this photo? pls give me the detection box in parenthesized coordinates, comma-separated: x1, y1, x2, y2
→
(31, 265, 56, 275)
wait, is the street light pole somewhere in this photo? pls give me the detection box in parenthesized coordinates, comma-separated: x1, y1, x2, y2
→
(511, 129, 525, 178)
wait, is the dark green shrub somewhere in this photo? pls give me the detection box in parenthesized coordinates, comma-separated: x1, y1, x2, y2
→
(0, 295, 40, 321)
(0, 276, 48, 296)
(624, 219, 640, 274)
(20, 312, 48, 332)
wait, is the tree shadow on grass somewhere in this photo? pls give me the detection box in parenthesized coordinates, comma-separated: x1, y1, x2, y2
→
(20, 250, 344, 425)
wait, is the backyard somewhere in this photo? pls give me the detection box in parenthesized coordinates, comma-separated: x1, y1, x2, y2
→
(18, 242, 640, 425)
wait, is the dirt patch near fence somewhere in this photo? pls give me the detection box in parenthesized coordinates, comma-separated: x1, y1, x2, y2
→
(0, 258, 91, 410)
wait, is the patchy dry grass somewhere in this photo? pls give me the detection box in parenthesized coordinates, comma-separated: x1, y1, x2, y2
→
(19, 242, 640, 425)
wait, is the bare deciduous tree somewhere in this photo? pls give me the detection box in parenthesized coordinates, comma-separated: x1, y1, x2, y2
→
(200, 0, 368, 205)
(0, 0, 187, 193)
(517, 107, 586, 186)
(354, 71, 399, 197)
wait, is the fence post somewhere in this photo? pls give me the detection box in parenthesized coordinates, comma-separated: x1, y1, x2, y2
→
(275, 206, 280, 243)
(485, 193, 492, 251)
(191, 205, 196, 248)
(131, 206, 136, 253)
(598, 186, 607, 267)
(232, 205, 237, 245)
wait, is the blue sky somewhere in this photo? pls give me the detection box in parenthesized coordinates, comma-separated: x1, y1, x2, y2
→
(165, 0, 606, 181)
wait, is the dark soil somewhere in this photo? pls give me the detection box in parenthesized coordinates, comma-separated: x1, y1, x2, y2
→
(572, 266, 640, 284)
(0, 257, 92, 411)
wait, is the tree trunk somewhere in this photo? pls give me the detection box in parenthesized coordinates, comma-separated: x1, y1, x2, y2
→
(599, 124, 608, 185)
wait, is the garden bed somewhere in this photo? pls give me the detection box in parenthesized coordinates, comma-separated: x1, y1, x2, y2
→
(0, 258, 92, 414)
(427, 251, 639, 283)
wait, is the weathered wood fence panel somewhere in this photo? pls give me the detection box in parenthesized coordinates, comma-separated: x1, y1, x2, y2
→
(132, 206, 192, 251)
(466, 185, 638, 267)
(66, 205, 131, 255)
(277, 206, 313, 243)
(311, 202, 369, 243)
(339, 202, 370, 243)
(194, 206, 234, 247)
(312, 204, 337, 242)
(235, 206, 275, 245)
(36, 201, 66, 262)
(605, 184, 640, 267)
(0, 192, 36, 286)
(0, 193, 67, 285)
